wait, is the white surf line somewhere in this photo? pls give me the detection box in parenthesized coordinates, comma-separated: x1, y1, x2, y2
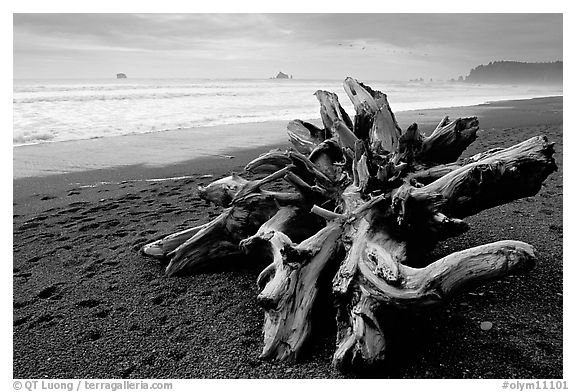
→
(143, 175, 197, 182)
(75, 175, 197, 189)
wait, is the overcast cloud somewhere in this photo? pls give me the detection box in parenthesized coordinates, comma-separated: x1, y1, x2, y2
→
(13, 13, 563, 80)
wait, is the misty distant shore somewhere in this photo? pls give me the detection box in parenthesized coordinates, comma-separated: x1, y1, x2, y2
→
(461, 61, 562, 85)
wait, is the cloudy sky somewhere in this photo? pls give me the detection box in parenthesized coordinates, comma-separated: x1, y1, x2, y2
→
(13, 13, 563, 80)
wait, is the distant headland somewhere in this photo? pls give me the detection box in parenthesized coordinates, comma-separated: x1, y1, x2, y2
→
(460, 61, 562, 85)
(116, 73, 127, 79)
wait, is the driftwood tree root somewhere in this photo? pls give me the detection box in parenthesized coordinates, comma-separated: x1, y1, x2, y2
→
(142, 77, 556, 372)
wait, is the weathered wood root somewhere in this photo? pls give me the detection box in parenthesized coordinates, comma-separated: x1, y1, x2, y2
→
(163, 194, 300, 276)
(140, 77, 556, 373)
(333, 241, 536, 369)
(250, 223, 343, 360)
(141, 223, 207, 260)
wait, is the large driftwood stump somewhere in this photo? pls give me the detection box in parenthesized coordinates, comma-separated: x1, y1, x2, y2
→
(142, 78, 556, 371)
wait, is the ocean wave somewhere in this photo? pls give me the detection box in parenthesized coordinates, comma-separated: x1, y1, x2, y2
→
(13, 90, 249, 104)
(13, 131, 56, 145)
(15, 83, 206, 94)
(11, 110, 319, 147)
(13, 79, 563, 147)
(13, 79, 325, 94)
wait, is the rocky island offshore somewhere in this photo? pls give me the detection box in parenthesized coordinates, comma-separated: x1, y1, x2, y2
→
(272, 71, 292, 79)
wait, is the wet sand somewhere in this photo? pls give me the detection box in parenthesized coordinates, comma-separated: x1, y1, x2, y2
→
(13, 97, 563, 378)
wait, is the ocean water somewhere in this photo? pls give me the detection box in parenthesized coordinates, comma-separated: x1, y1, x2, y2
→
(13, 78, 562, 146)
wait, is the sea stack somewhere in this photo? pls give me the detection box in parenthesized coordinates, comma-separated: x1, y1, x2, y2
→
(274, 71, 289, 79)
(116, 73, 127, 79)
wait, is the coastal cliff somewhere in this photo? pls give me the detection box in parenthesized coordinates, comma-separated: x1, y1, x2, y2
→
(464, 61, 562, 85)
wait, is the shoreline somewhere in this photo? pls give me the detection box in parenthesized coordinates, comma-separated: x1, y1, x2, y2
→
(13, 96, 562, 180)
(13, 95, 563, 378)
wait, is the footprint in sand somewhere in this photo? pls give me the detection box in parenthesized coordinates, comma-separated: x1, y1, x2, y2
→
(56, 244, 73, 251)
(28, 313, 64, 329)
(13, 315, 32, 327)
(93, 308, 111, 318)
(119, 364, 136, 378)
(83, 203, 120, 214)
(156, 314, 169, 325)
(27, 215, 48, 223)
(75, 299, 101, 308)
(81, 261, 100, 275)
(549, 224, 562, 233)
(37, 283, 65, 300)
(102, 203, 120, 211)
(102, 220, 121, 229)
(14, 272, 32, 282)
(167, 348, 187, 362)
(130, 210, 151, 216)
(16, 221, 41, 231)
(139, 229, 158, 236)
(26, 255, 43, 263)
(58, 206, 83, 215)
(110, 230, 129, 238)
(131, 237, 150, 252)
(78, 222, 100, 232)
(13, 299, 34, 309)
(69, 201, 90, 207)
(121, 194, 142, 201)
(150, 293, 166, 305)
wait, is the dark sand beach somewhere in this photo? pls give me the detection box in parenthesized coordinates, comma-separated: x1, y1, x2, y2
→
(13, 97, 563, 378)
